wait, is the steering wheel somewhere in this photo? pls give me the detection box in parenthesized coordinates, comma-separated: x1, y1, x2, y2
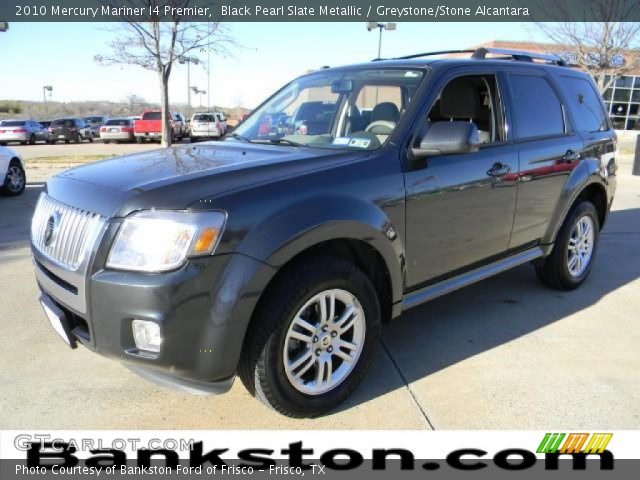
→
(365, 120, 396, 135)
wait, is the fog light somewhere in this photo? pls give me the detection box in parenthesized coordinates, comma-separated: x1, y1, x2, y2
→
(132, 320, 162, 353)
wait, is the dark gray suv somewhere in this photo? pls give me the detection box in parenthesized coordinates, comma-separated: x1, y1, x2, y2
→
(31, 48, 617, 417)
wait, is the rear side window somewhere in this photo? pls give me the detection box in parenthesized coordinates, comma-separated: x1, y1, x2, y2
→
(142, 111, 161, 120)
(3, 121, 25, 126)
(557, 76, 608, 132)
(193, 114, 214, 122)
(509, 74, 565, 140)
(106, 119, 131, 126)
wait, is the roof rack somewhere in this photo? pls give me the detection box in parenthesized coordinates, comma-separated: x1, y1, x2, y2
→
(471, 47, 566, 66)
(395, 49, 476, 60)
(391, 47, 567, 66)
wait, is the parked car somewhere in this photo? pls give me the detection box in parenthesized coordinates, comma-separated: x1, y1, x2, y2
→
(100, 118, 135, 143)
(0, 119, 49, 145)
(286, 101, 338, 136)
(30, 48, 616, 417)
(172, 112, 187, 138)
(189, 112, 224, 141)
(134, 110, 182, 143)
(48, 118, 93, 144)
(84, 116, 109, 140)
(0, 145, 26, 195)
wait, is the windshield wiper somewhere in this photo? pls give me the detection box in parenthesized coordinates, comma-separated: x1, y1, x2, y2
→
(268, 138, 305, 147)
(226, 132, 251, 143)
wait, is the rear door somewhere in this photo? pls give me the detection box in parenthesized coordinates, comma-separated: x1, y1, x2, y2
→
(505, 69, 584, 249)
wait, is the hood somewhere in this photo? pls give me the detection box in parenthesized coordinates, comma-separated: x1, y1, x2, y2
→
(46, 141, 363, 217)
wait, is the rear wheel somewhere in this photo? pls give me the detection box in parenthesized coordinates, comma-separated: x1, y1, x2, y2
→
(535, 201, 600, 290)
(239, 257, 381, 417)
(1, 160, 26, 196)
(76, 133, 83, 143)
(88, 134, 94, 143)
(29, 134, 36, 145)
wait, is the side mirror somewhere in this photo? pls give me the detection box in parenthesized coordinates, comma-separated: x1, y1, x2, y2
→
(411, 121, 479, 159)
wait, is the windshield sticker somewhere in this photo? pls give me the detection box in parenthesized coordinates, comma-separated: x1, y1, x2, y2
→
(332, 137, 351, 145)
(348, 138, 371, 148)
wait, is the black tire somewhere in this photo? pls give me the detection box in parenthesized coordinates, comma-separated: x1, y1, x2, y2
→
(21, 141, 27, 145)
(0, 142, 6, 146)
(103, 140, 109, 144)
(189, 136, 196, 143)
(136, 137, 143, 144)
(239, 256, 381, 417)
(76, 133, 83, 143)
(29, 134, 36, 145)
(88, 135, 94, 143)
(64, 139, 69, 144)
(535, 200, 600, 290)
(1, 160, 26, 196)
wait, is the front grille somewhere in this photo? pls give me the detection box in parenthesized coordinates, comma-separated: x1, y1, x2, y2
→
(31, 193, 104, 271)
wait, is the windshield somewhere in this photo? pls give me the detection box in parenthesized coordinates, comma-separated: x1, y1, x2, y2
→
(230, 68, 425, 150)
(105, 119, 131, 126)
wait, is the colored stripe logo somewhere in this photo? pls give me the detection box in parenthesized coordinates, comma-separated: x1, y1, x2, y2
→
(537, 433, 612, 454)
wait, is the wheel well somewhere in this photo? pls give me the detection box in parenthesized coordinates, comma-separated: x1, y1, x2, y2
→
(574, 183, 607, 229)
(258, 239, 394, 324)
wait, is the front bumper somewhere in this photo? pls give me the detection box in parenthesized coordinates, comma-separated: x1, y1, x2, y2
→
(33, 244, 276, 394)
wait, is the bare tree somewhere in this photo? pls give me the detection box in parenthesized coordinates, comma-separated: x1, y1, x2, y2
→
(535, 2, 640, 92)
(124, 93, 147, 116)
(95, 0, 234, 147)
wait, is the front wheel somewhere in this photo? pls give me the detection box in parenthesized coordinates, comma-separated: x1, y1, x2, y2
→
(239, 257, 381, 417)
(535, 200, 600, 290)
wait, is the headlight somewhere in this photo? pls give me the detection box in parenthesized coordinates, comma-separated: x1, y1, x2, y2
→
(106, 210, 226, 272)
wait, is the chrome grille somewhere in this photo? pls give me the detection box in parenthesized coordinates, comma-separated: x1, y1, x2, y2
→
(31, 193, 104, 271)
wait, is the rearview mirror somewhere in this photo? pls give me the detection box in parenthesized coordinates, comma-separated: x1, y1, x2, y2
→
(412, 121, 479, 159)
(331, 79, 353, 94)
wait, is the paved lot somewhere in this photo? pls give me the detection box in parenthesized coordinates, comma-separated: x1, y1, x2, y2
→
(0, 152, 639, 429)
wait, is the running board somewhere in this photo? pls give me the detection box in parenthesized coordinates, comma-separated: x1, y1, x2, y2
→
(402, 247, 545, 311)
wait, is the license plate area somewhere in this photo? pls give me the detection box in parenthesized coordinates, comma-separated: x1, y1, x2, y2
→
(40, 293, 77, 349)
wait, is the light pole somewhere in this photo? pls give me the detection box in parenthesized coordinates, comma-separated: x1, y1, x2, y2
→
(179, 56, 199, 118)
(42, 85, 53, 118)
(367, 22, 396, 59)
(192, 87, 206, 109)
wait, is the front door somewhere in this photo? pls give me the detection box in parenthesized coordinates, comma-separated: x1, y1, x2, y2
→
(404, 72, 519, 288)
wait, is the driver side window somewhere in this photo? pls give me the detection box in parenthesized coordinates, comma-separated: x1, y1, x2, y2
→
(427, 74, 505, 146)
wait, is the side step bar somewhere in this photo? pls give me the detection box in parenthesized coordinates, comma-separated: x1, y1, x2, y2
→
(402, 247, 545, 312)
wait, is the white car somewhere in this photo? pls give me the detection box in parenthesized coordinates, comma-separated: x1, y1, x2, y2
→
(0, 145, 26, 196)
(189, 112, 226, 141)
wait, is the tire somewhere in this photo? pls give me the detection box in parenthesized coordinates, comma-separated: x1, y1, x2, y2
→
(1, 160, 26, 196)
(0, 142, 6, 146)
(535, 200, 600, 290)
(103, 140, 109, 144)
(239, 256, 381, 417)
(189, 136, 196, 143)
(64, 139, 69, 144)
(29, 134, 36, 145)
(136, 137, 143, 144)
(76, 133, 83, 144)
(48, 140, 55, 145)
(21, 141, 27, 146)
(88, 135, 94, 143)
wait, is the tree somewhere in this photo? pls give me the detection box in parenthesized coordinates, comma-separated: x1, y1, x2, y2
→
(535, 1, 640, 92)
(95, 0, 234, 147)
(124, 93, 147, 116)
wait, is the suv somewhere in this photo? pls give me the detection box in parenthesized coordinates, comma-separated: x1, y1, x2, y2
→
(84, 116, 109, 140)
(49, 118, 93, 144)
(189, 112, 225, 141)
(30, 49, 616, 417)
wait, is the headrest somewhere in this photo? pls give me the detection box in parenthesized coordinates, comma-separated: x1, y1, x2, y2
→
(440, 78, 483, 119)
(371, 102, 400, 122)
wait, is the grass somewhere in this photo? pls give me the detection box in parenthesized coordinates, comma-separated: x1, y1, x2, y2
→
(25, 154, 115, 164)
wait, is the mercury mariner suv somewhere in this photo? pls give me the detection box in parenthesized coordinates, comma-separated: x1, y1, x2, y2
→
(31, 48, 617, 417)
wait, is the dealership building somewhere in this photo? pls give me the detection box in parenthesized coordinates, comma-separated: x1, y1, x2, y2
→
(477, 41, 640, 131)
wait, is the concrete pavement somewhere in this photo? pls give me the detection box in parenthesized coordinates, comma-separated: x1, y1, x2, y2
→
(0, 157, 638, 429)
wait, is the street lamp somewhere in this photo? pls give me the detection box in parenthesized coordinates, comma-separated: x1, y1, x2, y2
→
(367, 22, 396, 59)
(179, 56, 199, 118)
(191, 87, 206, 109)
(42, 85, 53, 118)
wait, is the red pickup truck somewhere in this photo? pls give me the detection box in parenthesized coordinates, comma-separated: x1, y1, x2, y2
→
(134, 110, 185, 143)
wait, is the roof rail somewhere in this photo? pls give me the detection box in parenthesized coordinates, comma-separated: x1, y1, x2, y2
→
(394, 49, 476, 60)
(471, 47, 566, 66)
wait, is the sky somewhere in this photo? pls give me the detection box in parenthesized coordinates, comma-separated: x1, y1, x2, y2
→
(0, 22, 550, 109)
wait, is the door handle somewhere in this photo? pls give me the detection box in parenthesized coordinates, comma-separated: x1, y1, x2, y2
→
(487, 162, 511, 177)
(562, 149, 580, 162)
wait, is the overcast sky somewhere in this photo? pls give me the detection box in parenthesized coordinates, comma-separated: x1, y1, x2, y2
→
(0, 22, 550, 109)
